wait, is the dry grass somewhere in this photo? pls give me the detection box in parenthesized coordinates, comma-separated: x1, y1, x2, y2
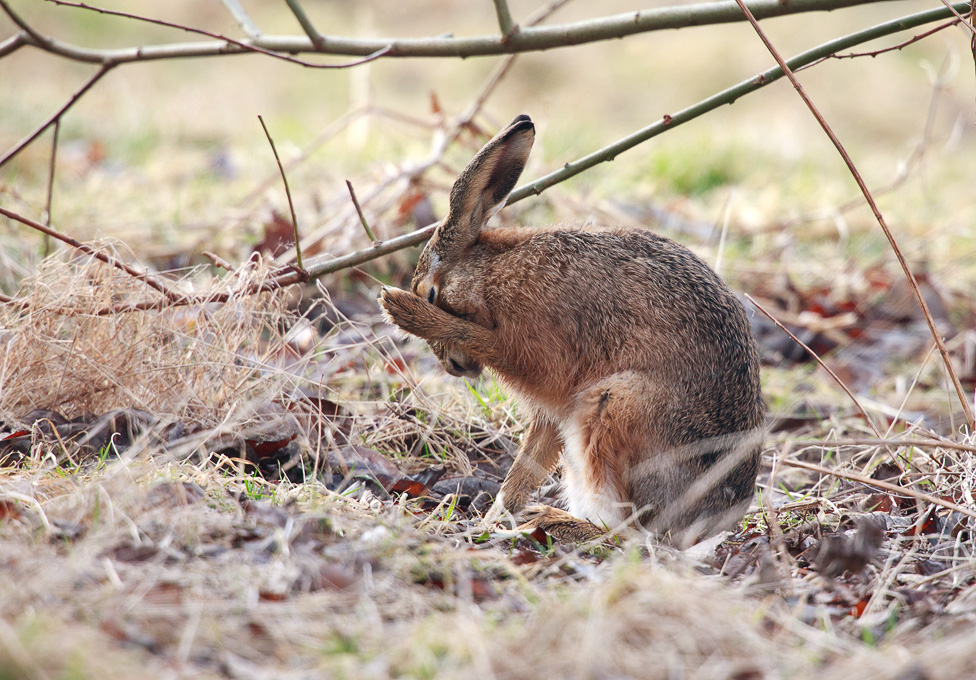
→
(0, 252, 975, 679)
(0, 252, 292, 423)
(3, 1, 976, 677)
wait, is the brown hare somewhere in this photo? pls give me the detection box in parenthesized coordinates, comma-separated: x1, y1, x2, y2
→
(380, 114, 765, 546)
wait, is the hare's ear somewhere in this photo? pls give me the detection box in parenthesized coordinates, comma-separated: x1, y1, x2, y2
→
(437, 114, 535, 258)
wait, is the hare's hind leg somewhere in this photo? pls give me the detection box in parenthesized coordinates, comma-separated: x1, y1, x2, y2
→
(561, 372, 671, 531)
(516, 504, 606, 543)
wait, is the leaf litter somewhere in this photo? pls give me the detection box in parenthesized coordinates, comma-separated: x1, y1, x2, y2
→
(1, 203, 976, 679)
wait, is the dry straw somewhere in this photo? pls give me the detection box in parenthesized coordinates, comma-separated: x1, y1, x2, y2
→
(0, 248, 297, 427)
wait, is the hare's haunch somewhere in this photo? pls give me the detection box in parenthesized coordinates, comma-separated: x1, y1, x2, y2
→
(380, 114, 765, 546)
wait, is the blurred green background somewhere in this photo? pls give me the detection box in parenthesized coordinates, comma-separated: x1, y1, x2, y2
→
(1, 0, 974, 294)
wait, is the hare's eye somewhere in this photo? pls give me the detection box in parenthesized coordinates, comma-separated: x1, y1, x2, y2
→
(427, 287, 437, 304)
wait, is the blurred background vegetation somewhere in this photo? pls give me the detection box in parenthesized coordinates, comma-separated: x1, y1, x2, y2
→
(2, 0, 974, 289)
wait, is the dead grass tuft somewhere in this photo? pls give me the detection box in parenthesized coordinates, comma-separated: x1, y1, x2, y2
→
(0, 249, 304, 428)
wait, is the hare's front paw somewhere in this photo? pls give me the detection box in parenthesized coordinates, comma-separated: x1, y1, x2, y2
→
(379, 286, 433, 338)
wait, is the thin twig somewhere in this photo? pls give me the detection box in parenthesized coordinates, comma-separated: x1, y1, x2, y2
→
(202, 251, 234, 271)
(0, 0, 55, 49)
(732, 0, 975, 430)
(44, 0, 391, 69)
(0, 63, 114, 169)
(509, 3, 973, 203)
(258, 115, 304, 270)
(811, 19, 961, 64)
(782, 458, 976, 520)
(938, 0, 976, 35)
(346, 181, 377, 243)
(745, 294, 906, 472)
(448, 0, 572, 143)
(492, 0, 518, 38)
(793, 437, 976, 454)
(219, 0, 262, 39)
(42, 120, 61, 257)
(95, 266, 310, 316)
(0, 205, 186, 304)
(284, 0, 326, 51)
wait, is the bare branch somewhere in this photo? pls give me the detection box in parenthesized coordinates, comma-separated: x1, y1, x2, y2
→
(1, 0, 55, 49)
(814, 18, 961, 63)
(283, 0, 326, 51)
(938, 0, 976, 35)
(304, 223, 437, 281)
(450, 0, 573, 138)
(793, 437, 976, 454)
(96, 265, 310, 316)
(42, 120, 60, 257)
(492, 0, 518, 38)
(219, 0, 262, 39)
(0, 31, 29, 58)
(732, 0, 975, 430)
(0, 63, 115, 169)
(509, 2, 973, 203)
(9, 0, 914, 65)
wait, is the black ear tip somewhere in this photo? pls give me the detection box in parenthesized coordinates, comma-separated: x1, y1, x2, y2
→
(508, 114, 534, 132)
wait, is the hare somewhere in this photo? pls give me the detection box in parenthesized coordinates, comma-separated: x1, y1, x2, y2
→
(380, 114, 765, 546)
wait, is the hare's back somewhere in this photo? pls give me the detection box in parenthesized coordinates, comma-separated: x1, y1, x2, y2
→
(512, 227, 747, 332)
(490, 225, 757, 392)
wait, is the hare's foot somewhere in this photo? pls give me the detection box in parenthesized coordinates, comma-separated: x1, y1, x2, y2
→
(379, 287, 437, 338)
(518, 504, 606, 543)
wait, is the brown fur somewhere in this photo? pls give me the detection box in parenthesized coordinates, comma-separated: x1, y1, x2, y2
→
(380, 114, 765, 546)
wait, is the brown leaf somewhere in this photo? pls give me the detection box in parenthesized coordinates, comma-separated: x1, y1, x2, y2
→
(246, 432, 297, 458)
(816, 516, 885, 578)
(254, 209, 294, 257)
(304, 563, 359, 592)
(0, 499, 21, 521)
(390, 467, 447, 498)
(327, 446, 400, 484)
(105, 542, 160, 563)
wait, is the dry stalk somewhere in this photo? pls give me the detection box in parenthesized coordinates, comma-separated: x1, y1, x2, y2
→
(732, 0, 975, 430)
(782, 458, 976, 520)
(41, 119, 60, 257)
(258, 115, 305, 270)
(793, 437, 976, 454)
(746, 294, 903, 471)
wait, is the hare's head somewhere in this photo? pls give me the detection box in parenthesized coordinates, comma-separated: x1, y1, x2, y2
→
(410, 114, 535, 378)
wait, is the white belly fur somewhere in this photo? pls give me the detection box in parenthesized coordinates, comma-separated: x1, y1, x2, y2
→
(559, 420, 629, 528)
